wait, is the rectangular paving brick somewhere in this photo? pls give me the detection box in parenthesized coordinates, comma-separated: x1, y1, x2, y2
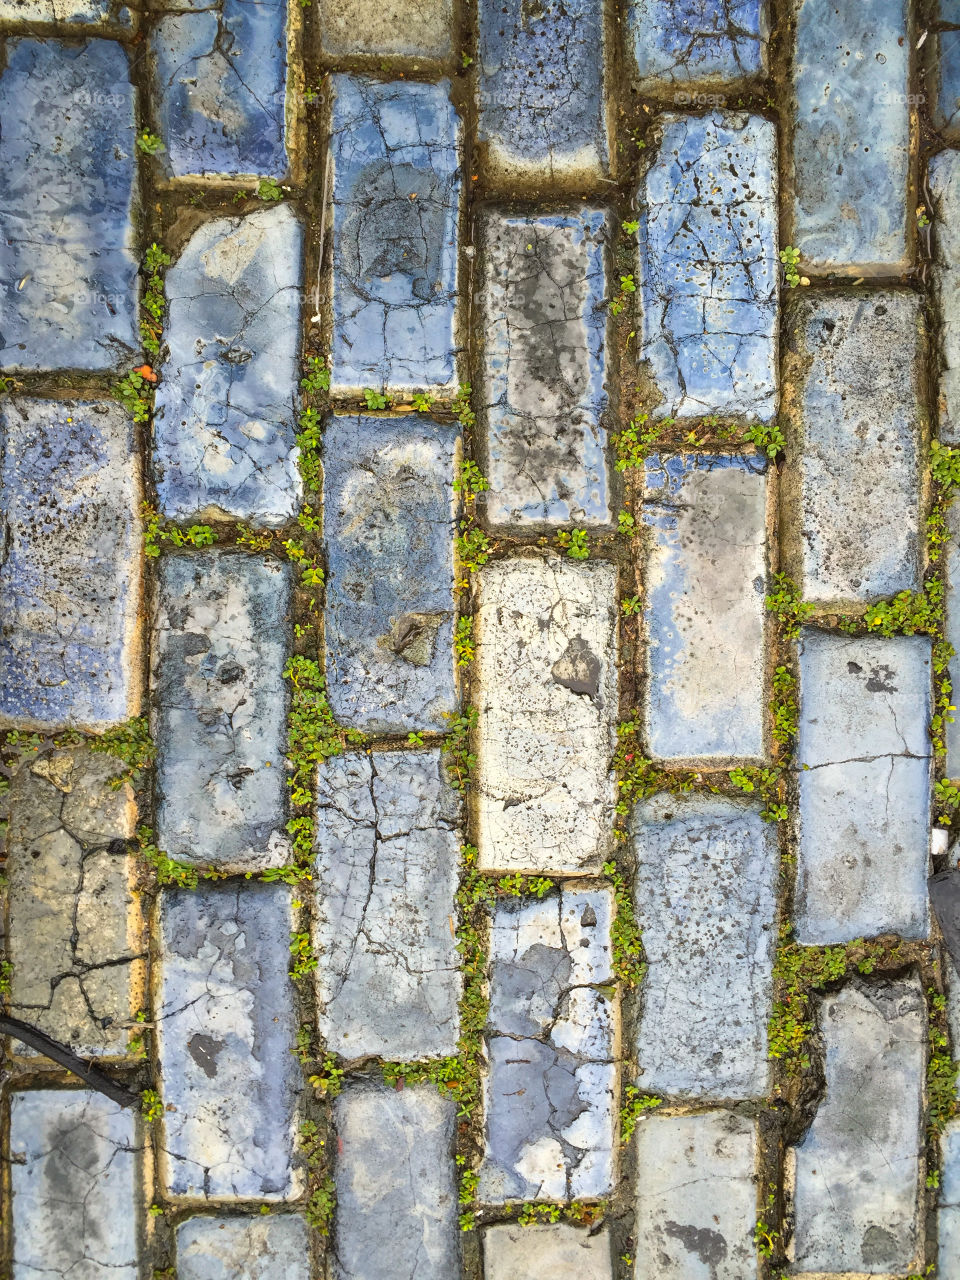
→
(632, 795, 776, 1099)
(628, 0, 769, 89)
(633, 1111, 758, 1279)
(787, 0, 910, 272)
(150, 0, 288, 180)
(318, 0, 452, 58)
(328, 76, 460, 397)
(0, 0, 134, 20)
(789, 979, 925, 1274)
(323, 414, 457, 732)
(0, 39, 139, 372)
(153, 553, 292, 872)
(929, 149, 960, 444)
(476, 0, 609, 184)
(483, 1224, 613, 1280)
(153, 206, 303, 526)
(939, 1119, 960, 1272)
(313, 749, 461, 1060)
(475, 556, 618, 874)
(177, 1215, 310, 1279)
(479, 208, 612, 528)
(333, 1081, 460, 1280)
(642, 453, 768, 761)
(157, 882, 302, 1201)
(479, 889, 617, 1202)
(795, 630, 931, 944)
(933, 26, 960, 139)
(637, 111, 778, 422)
(782, 291, 924, 603)
(10, 1090, 139, 1278)
(6, 750, 144, 1058)
(0, 399, 142, 730)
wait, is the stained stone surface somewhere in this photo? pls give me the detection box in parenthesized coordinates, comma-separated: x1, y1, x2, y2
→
(0, 399, 142, 730)
(939, 1119, 960, 1271)
(323, 414, 457, 732)
(333, 1081, 459, 1280)
(479, 208, 612, 528)
(633, 1111, 759, 1280)
(483, 1224, 613, 1280)
(313, 749, 461, 1060)
(318, 0, 453, 58)
(0, 39, 139, 373)
(479, 889, 618, 1202)
(177, 1215, 310, 1280)
(476, 0, 609, 184)
(475, 556, 618, 874)
(783, 291, 923, 603)
(637, 111, 778, 422)
(632, 794, 776, 1099)
(150, 0, 288, 180)
(788, 0, 910, 272)
(642, 453, 768, 761)
(789, 979, 925, 1275)
(153, 205, 303, 526)
(153, 553, 292, 872)
(328, 76, 460, 396)
(929, 149, 960, 445)
(933, 28, 960, 139)
(0, 0, 133, 20)
(5, 750, 144, 1058)
(628, 0, 768, 88)
(10, 1090, 139, 1279)
(157, 882, 301, 1201)
(794, 630, 931, 944)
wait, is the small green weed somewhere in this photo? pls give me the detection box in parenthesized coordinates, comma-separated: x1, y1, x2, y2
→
(90, 716, 156, 788)
(765, 574, 814, 639)
(136, 129, 164, 155)
(114, 370, 152, 423)
(617, 509, 636, 535)
(309, 1054, 346, 1099)
(141, 1089, 163, 1122)
(619, 1085, 661, 1143)
(612, 412, 672, 470)
(454, 616, 475, 667)
(289, 931, 317, 979)
(556, 528, 590, 560)
(602, 860, 645, 986)
(621, 595, 642, 615)
(443, 707, 478, 792)
(743, 422, 786, 458)
(454, 459, 489, 502)
(257, 177, 283, 201)
(779, 245, 808, 288)
(455, 521, 492, 578)
(362, 388, 389, 410)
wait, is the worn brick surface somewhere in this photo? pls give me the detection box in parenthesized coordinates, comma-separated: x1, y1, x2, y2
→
(929, 148, 960, 445)
(318, 0, 452, 58)
(0, 0, 133, 20)
(940, 1120, 960, 1272)
(176, 1215, 310, 1279)
(483, 1224, 613, 1280)
(629, 0, 769, 89)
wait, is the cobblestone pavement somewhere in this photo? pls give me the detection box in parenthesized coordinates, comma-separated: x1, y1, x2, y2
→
(3, 2, 960, 1279)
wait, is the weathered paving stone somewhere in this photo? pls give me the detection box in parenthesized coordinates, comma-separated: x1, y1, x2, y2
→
(479, 208, 612, 528)
(313, 749, 461, 1060)
(475, 0, 609, 185)
(0, 399, 142, 730)
(628, 0, 769, 89)
(0, 0, 133, 21)
(929, 149, 960, 445)
(637, 111, 778, 422)
(939, 1119, 960, 1271)
(633, 1111, 759, 1280)
(788, 978, 925, 1274)
(933, 26, 960, 139)
(323, 414, 457, 732)
(153, 553, 292, 872)
(153, 205, 303, 526)
(150, 0, 288, 180)
(5, 750, 144, 1058)
(0, 40, 139, 372)
(157, 882, 301, 1200)
(483, 1223, 613, 1280)
(177, 1215, 310, 1279)
(787, 0, 910, 272)
(318, 0, 452, 58)
(10, 1090, 139, 1278)
(479, 889, 618, 1202)
(632, 795, 777, 1099)
(328, 76, 460, 397)
(333, 1081, 459, 1280)
(475, 556, 618, 874)
(794, 630, 931, 944)
(642, 453, 768, 761)
(782, 291, 924, 603)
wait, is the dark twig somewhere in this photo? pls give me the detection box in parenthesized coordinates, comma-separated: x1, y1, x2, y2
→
(0, 1015, 139, 1107)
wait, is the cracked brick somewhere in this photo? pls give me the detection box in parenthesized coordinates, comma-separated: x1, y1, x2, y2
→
(318, 0, 453, 58)
(628, 0, 769, 90)
(636, 111, 778, 422)
(328, 76, 460, 396)
(478, 208, 612, 529)
(475, 555, 618, 875)
(932, 25, 960, 140)
(153, 205, 303, 526)
(483, 1223, 613, 1280)
(156, 881, 302, 1200)
(153, 552, 292, 872)
(177, 1214, 310, 1278)
(929, 149, 960, 445)
(0, 399, 143, 730)
(642, 453, 768, 761)
(323, 414, 458, 732)
(0, 39, 139, 371)
(794, 630, 931, 944)
(0, 0, 134, 21)
(313, 749, 461, 1060)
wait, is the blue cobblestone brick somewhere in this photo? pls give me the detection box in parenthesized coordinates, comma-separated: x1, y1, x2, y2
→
(628, 0, 768, 90)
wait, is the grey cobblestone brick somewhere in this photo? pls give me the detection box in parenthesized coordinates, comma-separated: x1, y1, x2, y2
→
(483, 1223, 613, 1280)
(628, 0, 769, 90)
(929, 148, 960, 444)
(478, 208, 612, 529)
(156, 881, 301, 1200)
(939, 1119, 960, 1272)
(475, 555, 618, 874)
(176, 1214, 310, 1279)
(0, 0, 133, 21)
(318, 0, 453, 59)
(0, 399, 143, 730)
(153, 553, 292, 872)
(932, 27, 960, 140)
(322, 414, 457, 732)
